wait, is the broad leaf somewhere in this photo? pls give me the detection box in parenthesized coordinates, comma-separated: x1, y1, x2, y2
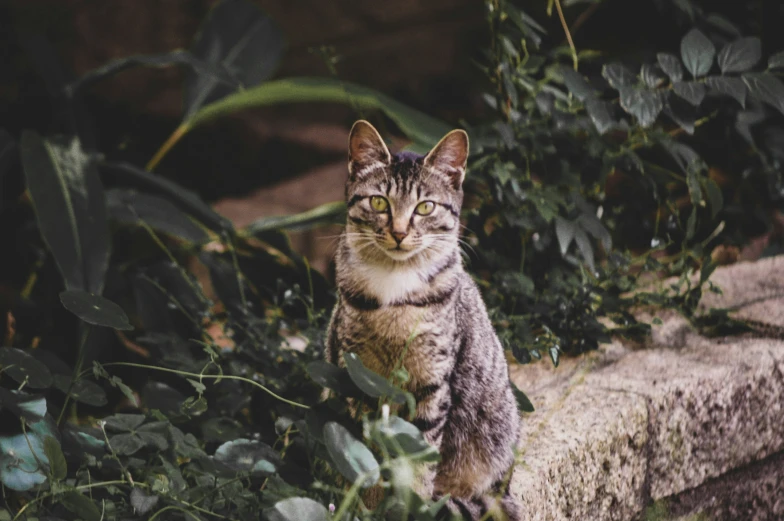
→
(673, 81, 706, 106)
(266, 498, 330, 521)
(371, 417, 437, 460)
(657, 53, 684, 83)
(585, 99, 619, 134)
(43, 437, 67, 480)
(554, 217, 576, 256)
(106, 189, 209, 242)
(559, 66, 593, 101)
(769, 50, 784, 70)
(323, 421, 380, 488)
(0, 348, 52, 389)
(705, 76, 747, 107)
(717, 37, 761, 74)
(0, 419, 55, 491)
(663, 94, 697, 135)
(705, 178, 723, 218)
(512, 382, 535, 413)
(742, 73, 784, 116)
(130, 487, 159, 515)
(601, 63, 636, 89)
(680, 28, 715, 78)
(641, 63, 667, 88)
(53, 376, 108, 406)
(244, 201, 346, 236)
(61, 492, 101, 521)
(343, 353, 407, 404)
(306, 360, 360, 396)
(213, 438, 278, 475)
(184, 0, 284, 119)
(60, 290, 133, 330)
(619, 87, 663, 127)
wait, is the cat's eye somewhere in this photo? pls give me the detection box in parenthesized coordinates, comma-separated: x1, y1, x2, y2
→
(370, 196, 389, 212)
(415, 201, 436, 216)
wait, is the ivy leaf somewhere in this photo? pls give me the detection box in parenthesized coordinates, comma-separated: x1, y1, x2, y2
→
(323, 422, 380, 488)
(657, 53, 684, 82)
(0, 348, 53, 389)
(641, 63, 667, 88)
(130, 487, 159, 515)
(60, 290, 133, 331)
(554, 217, 576, 256)
(705, 76, 747, 107)
(619, 87, 663, 127)
(717, 37, 761, 74)
(768, 51, 784, 70)
(673, 81, 706, 106)
(266, 498, 330, 521)
(742, 73, 784, 116)
(681, 28, 715, 78)
(43, 437, 67, 480)
(585, 99, 619, 134)
(601, 62, 636, 89)
(343, 353, 407, 404)
(559, 66, 593, 101)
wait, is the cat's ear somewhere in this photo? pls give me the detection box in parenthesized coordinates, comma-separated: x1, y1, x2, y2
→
(424, 129, 469, 189)
(348, 120, 391, 179)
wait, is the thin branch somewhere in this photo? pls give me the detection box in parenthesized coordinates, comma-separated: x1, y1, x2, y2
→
(553, 0, 579, 70)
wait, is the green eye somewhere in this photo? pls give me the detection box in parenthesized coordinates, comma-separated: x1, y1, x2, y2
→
(370, 196, 389, 212)
(415, 201, 436, 216)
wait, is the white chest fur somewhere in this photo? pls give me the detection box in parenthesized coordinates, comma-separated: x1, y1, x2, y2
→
(355, 262, 427, 305)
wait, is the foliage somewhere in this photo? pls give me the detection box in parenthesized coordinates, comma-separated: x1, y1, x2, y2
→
(0, 0, 782, 519)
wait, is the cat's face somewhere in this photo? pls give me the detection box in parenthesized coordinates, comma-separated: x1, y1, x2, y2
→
(344, 121, 468, 264)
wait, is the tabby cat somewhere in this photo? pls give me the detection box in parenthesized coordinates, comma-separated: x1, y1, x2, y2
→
(325, 121, 521, 520)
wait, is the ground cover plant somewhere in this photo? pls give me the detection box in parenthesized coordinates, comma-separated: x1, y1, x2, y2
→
(1, 0, 783, 519)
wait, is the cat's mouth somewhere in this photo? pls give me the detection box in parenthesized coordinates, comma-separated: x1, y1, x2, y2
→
(383, 245, 418, 261)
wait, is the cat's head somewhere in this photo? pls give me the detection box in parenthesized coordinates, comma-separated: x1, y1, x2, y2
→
(343, 120, 468, 264)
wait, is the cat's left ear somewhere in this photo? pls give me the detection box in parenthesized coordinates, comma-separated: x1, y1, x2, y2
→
(424, 129, 469, 189)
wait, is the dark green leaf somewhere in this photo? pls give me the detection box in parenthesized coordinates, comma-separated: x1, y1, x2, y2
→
(641, 63, 667, 88)
(343, 353, 407, 404)
(130, 487, 159, 515)
(585, 99, 619, 134)
(0, 348, 52, 389)
(769, 51, 784, 70)
(742, 73, 784, 115)
(60, 290, 133, 330)
(103, 413, 146, 432)
(0, 419, 53, 491)
(61, 492, 101, 521)
(657, 53, 684, 82)
(53, 375, 107, 406)
(673, 81, 706, 106)
(717, 37, 761, 74)
(680, 28, 715, 78)
(109, 433, 146, 455)
(106, 189, 208, 242)
(554, 217, 576, 256)
(705, 178, 723, 218)
(601, 63, 636, 89)
(686, 207, 697, 240)
(663, 94, 696, 134)
(549, 346, 560, 367)
(371, 417, 437, 460)
(265, 498, 330, 521)
(704, 76, 747, 107)
(574, 228, 596, 273)
(323, 421, 380, 488)
(43, 437, 67, 480)
(214, 438, 278, 475)
(306, 360, 359, 396)
(559, 66, 593, 101)
(0, 390, 47, 421)
(185, 0, 284, 119)
(511, 383, 535, 413)
(244, 201, 346, 236)
(619, 87, 663, 127)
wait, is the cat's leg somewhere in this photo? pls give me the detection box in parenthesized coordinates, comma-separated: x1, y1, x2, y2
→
(409, 381, 451, 500)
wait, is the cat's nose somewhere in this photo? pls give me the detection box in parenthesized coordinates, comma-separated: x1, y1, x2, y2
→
(391, 230, 408, 244)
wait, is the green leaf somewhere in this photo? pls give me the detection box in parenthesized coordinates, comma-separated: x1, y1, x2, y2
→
(768, 51, 784, 70)
(306, 360, 359, 396)
(323, 421, 380, 488)
(344, 353, 407, 404)
(188, 77, 456, 152)
(371, 417, 437, 460)
(742, 73, 784, 116)
(673, 81, 706, 106)
(61, 492, 101, 521)
(60, 290, 133, 330)
(686, 207, 698, 240)
(717, 37, 761, 74)
(573, 228, 596, 273)
(244, 201, 346, 236)
(704, 76, 747, 107)
(103, 413, 146, 432)
(641, 63, 667, 88)
(619, 87, 663, 127)
(680, 28, 715, 78)
(20, 132, 110, 293)
(601, 63, 636, 90)
(704, 178, 723, 218)
(657, 53, 684, 83)
(214, 438, 279, 475)
(106, 189, 209, 242)
(559, 66, 593, 101)
(549, 346, 561, 367)
(53, 375, 108, 406)
(265, 498, 330, 521)
(0, 348, 53, 389)
(554, 217, 576, 256)
(184, 0, 284, 119)
(511, 382, 535, 413)
(663, 94, 696, 135)
(0, 419, 54, 491)
(43, 437, 67, 480)
(585, 99, 618, 134)
(108, 433, 146, 455)
(130, 487, 159, 515)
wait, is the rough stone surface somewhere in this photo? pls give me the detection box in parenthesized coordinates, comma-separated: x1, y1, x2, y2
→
(509, 256, 784, 520)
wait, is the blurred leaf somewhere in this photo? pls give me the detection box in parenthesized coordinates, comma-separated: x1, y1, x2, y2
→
(0, 419, 54, 491)
(511, 382, 535, 413)
(619, 88, 663, 127)
(686, 207, 697, 240)
(343, 353, 407, 404)
(0, 348, 53, 389)
(0, 390, 47, 422)
(554, 217, 576, 256)
(60, 290, 133, 330)
(585, 99, 619, 134)
(61, 492, 101, 521)
(742, 73, 784, 115)
(657, 52, 684, 82)
(705, 178, 723, 218)
(323, 421, 379, 488)
(717, 37, 761, 74)
(769, 51, 784, 69)
(43, 437, 67, 480)
(704, 76, 747, 107)
(213, 439, 278, 475)
(559, 66, 593, 101)
(371, 417, 438, 460)
(188, 77, 457, 152)
(265, 498, 330, 521)
(106, 189, 209, 242)
(306, 361, 360, 396)
(673, 81, 706, 106)
(641, 63, 667, 88)
(548, 346, 561, 367)
(68, 50, 238, 97)
(244, 201, 346, 236)
(130, 487, 159, 515)
(663, 94, 696, 134)
(601, 63, 636, 89)
(681, 28, 715, 78)
(185, 0, 284, 119)
(53, 376, 107, 407)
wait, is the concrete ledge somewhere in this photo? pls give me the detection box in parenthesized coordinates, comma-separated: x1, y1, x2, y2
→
(509, 256, 784, 521)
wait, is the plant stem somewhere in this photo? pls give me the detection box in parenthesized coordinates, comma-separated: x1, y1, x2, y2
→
(146, 123, 190, 172)
(554, 0, 579, 71)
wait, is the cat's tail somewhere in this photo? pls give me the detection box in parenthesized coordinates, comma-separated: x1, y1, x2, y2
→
(435, 485, 521, 521)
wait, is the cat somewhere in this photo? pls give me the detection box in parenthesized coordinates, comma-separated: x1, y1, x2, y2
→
(324, 120, 521, 520)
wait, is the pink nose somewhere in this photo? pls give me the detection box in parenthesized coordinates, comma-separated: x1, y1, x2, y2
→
(391, 231, 408, 244)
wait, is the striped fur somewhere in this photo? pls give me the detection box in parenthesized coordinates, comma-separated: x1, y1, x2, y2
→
(325, 121, 521, 520)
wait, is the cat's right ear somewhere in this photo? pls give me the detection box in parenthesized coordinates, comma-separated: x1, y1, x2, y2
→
(348, 120, 391, 180)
